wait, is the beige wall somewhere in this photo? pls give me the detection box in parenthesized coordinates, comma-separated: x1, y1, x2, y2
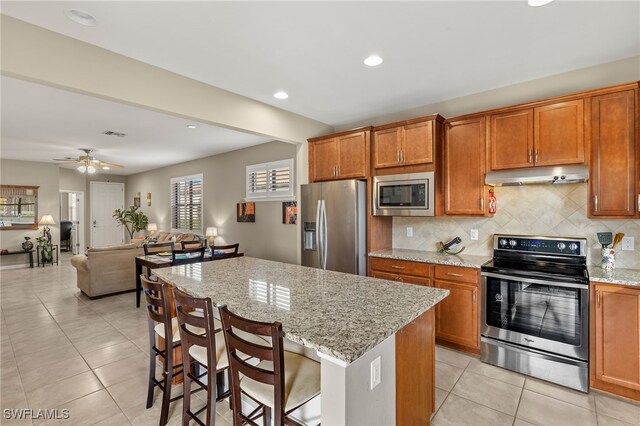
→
(0, 159, 60, 267)
(335, 55, 640, 130)
(127, 141, 298, 264)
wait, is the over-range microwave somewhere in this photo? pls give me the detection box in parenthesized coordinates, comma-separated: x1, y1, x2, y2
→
(373, 172, 435, 216)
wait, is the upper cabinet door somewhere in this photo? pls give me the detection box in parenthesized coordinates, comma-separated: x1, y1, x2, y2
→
(402, 121, 434, 166)
(373, 127, 402, 168)
(444, 117, 487, 215)
(489, 109, 533, 170)
(534, 99, 585, 166)
(337, 131, 368, 179)
(590, 90, 637, 217)
(310, 138, 338, 182)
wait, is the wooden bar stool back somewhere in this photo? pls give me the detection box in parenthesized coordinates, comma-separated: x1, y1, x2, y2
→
(144, 242, 175, 255)
(173, 287, 227, 426)
(211, 244, 240, 260)
(181, 240, 207, 249)
(140, 274, 182, 426)
(219, 305, 321, 426)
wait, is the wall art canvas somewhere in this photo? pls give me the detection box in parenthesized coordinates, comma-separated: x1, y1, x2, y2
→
(237, 202, 255, 223)
(282, 201, 297, 225)
(133, 192, 141, 207)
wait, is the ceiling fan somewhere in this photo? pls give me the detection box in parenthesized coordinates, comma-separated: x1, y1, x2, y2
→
(53, 148, 124, 173)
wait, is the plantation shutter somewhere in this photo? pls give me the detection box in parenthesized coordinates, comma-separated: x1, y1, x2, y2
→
(170, 174, 203, 232)
(246, 159, 294, 201)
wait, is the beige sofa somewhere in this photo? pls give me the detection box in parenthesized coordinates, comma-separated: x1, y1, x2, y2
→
(70, 243, 143, 298)
(131, 231, 202, 246)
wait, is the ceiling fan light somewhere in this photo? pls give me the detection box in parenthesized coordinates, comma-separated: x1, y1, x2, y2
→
(77, 165, 87, 173)
(87, 165, 97, 174)
(102, 166, 110, 170)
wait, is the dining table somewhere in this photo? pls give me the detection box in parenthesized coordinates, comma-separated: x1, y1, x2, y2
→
(135, 250, 243, 307)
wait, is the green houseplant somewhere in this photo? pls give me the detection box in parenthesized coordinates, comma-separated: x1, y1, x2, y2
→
(36, 235, 53, 262)
(112, 206, 149, 240)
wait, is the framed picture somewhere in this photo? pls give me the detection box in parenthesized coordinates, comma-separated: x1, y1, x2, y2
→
(133, 192, 141, 207)
(282, 201, 297, 225)
(237, 202, 255, 223)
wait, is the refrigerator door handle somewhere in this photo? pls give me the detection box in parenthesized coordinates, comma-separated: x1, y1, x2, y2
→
(315, 200, 322, 266)
(321, 199, 328, 270)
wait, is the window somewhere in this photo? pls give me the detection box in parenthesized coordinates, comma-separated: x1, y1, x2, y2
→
(170, 174, 203, 232)
(246, 159, 294, 201)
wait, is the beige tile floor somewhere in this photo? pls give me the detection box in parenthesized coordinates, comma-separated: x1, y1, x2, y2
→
(1, 255, 639, 426)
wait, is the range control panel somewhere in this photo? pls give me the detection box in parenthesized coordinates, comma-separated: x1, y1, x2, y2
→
(493, 235, 586, 256)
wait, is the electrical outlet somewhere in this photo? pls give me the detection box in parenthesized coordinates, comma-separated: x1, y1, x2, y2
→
(621, 237, 634, 251)
(470, 229, 479, 241)
(370, 356, 381, 389)
(406, 227, 413, 237)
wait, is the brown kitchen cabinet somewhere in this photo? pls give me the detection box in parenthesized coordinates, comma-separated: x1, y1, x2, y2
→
(591, 283, 640, 401)
(308, 128, 370, 182)
(488, 99, 585, 171)
(433, 265, 480, 353)
(444, 116, 488, 215)
(373, 116, 438, 170)
(369, 256, 432, 286)
(589, 88, 638, 218)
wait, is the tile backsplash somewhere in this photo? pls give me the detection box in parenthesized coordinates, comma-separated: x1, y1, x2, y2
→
(393, 183, 640, 269)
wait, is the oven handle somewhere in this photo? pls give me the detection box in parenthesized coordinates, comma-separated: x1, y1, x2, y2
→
(481, 271, 589, 290)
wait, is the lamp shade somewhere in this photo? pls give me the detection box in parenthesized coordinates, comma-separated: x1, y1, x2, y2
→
(147, 223, 158, 232)
(40, 215, 55, 226)
(206, 227, 218, 237)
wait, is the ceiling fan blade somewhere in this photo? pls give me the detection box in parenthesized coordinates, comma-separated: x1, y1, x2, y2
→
(53, 159, 80, 162)
(96, 161, 124, 168)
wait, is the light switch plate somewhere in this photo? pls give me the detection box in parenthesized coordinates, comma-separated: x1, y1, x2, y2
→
(370, 356, 381, 389)
(470, 229, 479, 241)
(621, 237, 634, 251)
(406, 227, 413, 237)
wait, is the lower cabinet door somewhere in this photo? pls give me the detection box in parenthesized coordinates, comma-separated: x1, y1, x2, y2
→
(594, 284, 640, 391)
(434, 279, 479, 350)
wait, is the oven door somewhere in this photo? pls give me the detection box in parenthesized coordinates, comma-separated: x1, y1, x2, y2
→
(481, 272, 589, 361)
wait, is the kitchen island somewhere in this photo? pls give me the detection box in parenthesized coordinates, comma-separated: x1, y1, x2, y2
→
(154, 256, 449, 425)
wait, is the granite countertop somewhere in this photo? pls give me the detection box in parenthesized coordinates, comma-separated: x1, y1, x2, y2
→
(369, 248, 491, 269)
(588, 266, 640, 287)
(153, 257, 449, 364)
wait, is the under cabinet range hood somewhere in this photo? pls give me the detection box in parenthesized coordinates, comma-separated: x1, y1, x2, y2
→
(485, 165, 589, 186)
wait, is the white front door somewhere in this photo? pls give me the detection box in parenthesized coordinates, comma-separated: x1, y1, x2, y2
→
(90, 182, 124, 247)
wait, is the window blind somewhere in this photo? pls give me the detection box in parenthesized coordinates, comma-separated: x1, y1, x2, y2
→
(170, 174, 203, 232)
(246, 159, 294, 200)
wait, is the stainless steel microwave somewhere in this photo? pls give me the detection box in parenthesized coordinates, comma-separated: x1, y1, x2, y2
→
(373, 172, 435, 216)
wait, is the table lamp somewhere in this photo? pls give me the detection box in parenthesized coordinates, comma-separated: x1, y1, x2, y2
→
(147, 223, 158, 237)
(206, 227, 218, 246)
(40, 215, 55, 244)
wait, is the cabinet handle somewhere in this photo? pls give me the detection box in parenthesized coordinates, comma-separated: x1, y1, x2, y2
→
(397, 151, 401, 163)
(447, 272, 463, 277)
(336, 166, 340, 176)
(535, 148, 539, 163)
(391, 265, 406, 270)
(594, 195, 598, 212)
(472, 290, 477, 304)
(528, 149, 533, 164)
(480, 197, 485, 211)
(400, 150, 404, 163)
(397, 276, 404, 283)
(637, 194, 639, 211)
(596, 289, 600, 307)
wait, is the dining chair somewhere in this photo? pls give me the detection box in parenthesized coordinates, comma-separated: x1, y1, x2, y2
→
(211, 243, 240, 259)
(144, 242, 175, 255)
(140, 274, 183, 426)
(171, 247, 206, 266)
(181, 240, 207, 250)
(218, 305, 321, 426)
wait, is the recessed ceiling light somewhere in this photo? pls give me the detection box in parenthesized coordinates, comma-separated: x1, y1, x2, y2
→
(527, 0, 554, 7)
(65, 9, 98, 27)
(273, 91, 289, 100)
(187, 125, 197, 129)
(364, 55, 384, 67)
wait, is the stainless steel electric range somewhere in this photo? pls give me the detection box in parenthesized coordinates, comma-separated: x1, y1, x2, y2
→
(480, 234, 590, 392)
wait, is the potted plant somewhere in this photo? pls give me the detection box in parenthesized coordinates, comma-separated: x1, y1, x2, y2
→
(112, 206, 149, 240)
(36, 235, 53, 262)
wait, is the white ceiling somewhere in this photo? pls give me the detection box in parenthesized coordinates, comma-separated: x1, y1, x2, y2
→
(0, 76, 270, 175)
(1, 1, 639, 175)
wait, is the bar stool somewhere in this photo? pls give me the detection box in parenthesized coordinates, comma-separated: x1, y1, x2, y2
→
(140, 274, 183, 426)
(172, 247, 206, 266)
(218, 305, 321, 426)
(172, 287, 227, 426)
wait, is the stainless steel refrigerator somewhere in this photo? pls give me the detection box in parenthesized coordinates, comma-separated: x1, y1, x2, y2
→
(301, 180, 367, 275)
